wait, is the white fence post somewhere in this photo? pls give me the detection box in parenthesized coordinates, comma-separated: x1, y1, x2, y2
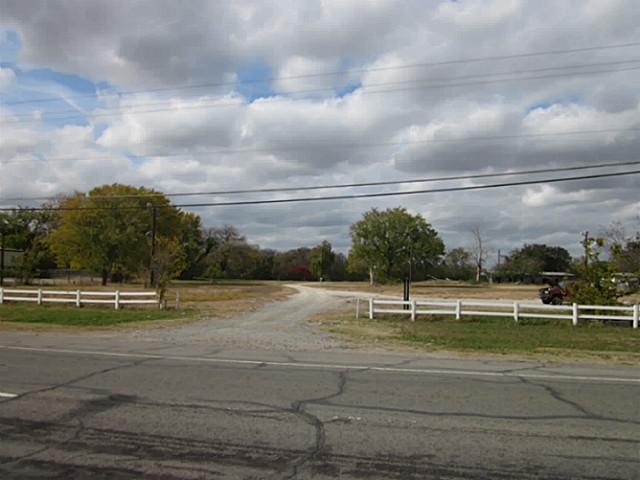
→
(37, 289, 43, 305)
(513, 302, 519, 323)
(455, 300, 461, 320)
(633, 304, 639, 329)
(411, 299, 416, 321)
(369, 298, 374, 320)
(0, 287, 3, 304)
(75, 290, 81, 308)
(572, 303, 579, 326)
(114, 290, 120, 310)
(355, 297, 360, 319)
(176, 290, 181, 311)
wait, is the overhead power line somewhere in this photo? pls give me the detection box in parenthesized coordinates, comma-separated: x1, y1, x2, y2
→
(4, 40, 640, 107)
(3, 126, 638, 168)
(6, 57, 639, 121)
(2, 159, 638, 203)
(2, 169, 637, 212)
(4, 61, 640, 125)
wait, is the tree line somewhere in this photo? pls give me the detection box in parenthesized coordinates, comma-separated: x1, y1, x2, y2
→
(1, 184, 638, 302)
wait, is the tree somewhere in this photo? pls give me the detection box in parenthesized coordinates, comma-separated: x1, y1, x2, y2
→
(440, 247, 474, 281)
(272, 247, 312, 280)
(603, 222, 640, 274)
(50, 184, 186, 286)
(349, 207, 444, 284)
(470, 227, 490, 282)
(0, 208, 57, 283)
(496, 243, 572, 280)
(203, 225, 247, 278)
(570, 235, 620, 305)
(310, 240, 335, 280)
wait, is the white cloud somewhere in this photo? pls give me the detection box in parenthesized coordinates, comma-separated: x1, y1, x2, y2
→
(1, 0, 639, 256)
(0, 67, 16, 88)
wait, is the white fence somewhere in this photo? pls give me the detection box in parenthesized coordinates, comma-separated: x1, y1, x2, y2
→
(362, 298, 639, 328)
(0, 288, 158, 310)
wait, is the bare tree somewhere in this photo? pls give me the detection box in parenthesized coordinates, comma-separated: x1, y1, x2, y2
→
(470, 227, 491, 282)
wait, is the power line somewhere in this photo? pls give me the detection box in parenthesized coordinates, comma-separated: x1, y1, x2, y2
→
(3, 159, 638, 203)
(2, 169, 637, 212)
(2, 126, 638, 167)
(7, 57, 639, 121)
(4, 62, 640, 125)
(5, 40, 640, 107)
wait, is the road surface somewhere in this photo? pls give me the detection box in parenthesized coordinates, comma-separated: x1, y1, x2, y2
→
(0, 286, 638, 479)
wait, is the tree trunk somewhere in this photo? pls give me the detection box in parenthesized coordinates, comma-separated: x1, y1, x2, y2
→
(101, 269, 108, 286)
(369, 266, 375, 286)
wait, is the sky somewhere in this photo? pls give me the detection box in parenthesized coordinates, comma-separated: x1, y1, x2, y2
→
(1, 0, 639, 262)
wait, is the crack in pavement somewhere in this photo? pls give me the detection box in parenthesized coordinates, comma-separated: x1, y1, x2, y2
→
(282, 370, 349, 479)
(517, 376, 598, 418)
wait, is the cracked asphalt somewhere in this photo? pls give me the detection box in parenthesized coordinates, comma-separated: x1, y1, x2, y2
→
(0, 286, 639, 479)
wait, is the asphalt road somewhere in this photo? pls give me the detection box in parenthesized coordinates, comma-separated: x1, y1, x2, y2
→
(0, 288, 639, 479)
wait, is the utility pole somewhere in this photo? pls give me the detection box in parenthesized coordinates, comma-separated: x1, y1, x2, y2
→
(148, 205, 157, 288)
(0, 227, 5, 287)
(582, 231, 589, 268)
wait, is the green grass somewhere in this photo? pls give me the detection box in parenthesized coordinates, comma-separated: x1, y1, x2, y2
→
(399, 316, 639, 353)
(320, 311, 640, 361)
(0, 304, 193, 327)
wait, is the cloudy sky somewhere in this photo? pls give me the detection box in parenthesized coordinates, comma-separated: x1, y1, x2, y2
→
(1, 0, 639, 260)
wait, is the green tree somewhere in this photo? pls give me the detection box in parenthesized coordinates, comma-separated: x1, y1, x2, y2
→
(440, 247, 474, 281)
(496, 243, 572, 280)
(349, 207, 444, 284)
(310, 240, 335, 280)
(0, 208, 57, 284)
(570, 236, 620, 305)
(203, 225, 247, 279)
(50, 184, 186, 286)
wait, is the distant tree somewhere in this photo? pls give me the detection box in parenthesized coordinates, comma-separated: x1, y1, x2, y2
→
(272, 248, 313, 280)
(603, 222, 640, 274)
(50, 184, 186, 286)
(286, 264, 313, 281)
(310, 240, 335, 280)
(349, 207, 444, 284)
(203, 225, 248, 278)
(496, 243, 572, 281)
(329, 252, 348, 281)
(440, 247, 474, 281)
(470, 227, 490, 282)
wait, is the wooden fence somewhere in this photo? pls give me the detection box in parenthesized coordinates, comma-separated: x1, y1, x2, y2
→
(0, 288, 158, 310)
(362, 298, 639, 328)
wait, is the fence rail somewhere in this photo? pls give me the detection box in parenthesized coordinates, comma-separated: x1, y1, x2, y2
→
(0, 288, 158, 310)
(363, 298, 639, 328)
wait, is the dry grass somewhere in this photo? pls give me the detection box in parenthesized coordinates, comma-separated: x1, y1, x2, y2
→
(164, 280, 294, 318)
(304, 280, 541, 300)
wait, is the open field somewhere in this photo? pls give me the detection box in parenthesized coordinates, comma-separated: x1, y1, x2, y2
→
(305, 280, 542, 300)
(314, 306, 640, 362)
(306, 280, 640, 304)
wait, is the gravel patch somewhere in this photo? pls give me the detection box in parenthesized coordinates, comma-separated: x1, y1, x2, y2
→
(128, 285, 351, 351)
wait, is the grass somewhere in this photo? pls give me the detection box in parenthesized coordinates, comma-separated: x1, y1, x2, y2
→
(0, 303, 193, 327)
(315, 307, 640, 362)
(304, 280, 542, 300)
(0, 280, 293, 328)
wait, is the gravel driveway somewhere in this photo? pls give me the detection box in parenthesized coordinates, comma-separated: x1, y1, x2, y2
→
(129, 285, 351, 351)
